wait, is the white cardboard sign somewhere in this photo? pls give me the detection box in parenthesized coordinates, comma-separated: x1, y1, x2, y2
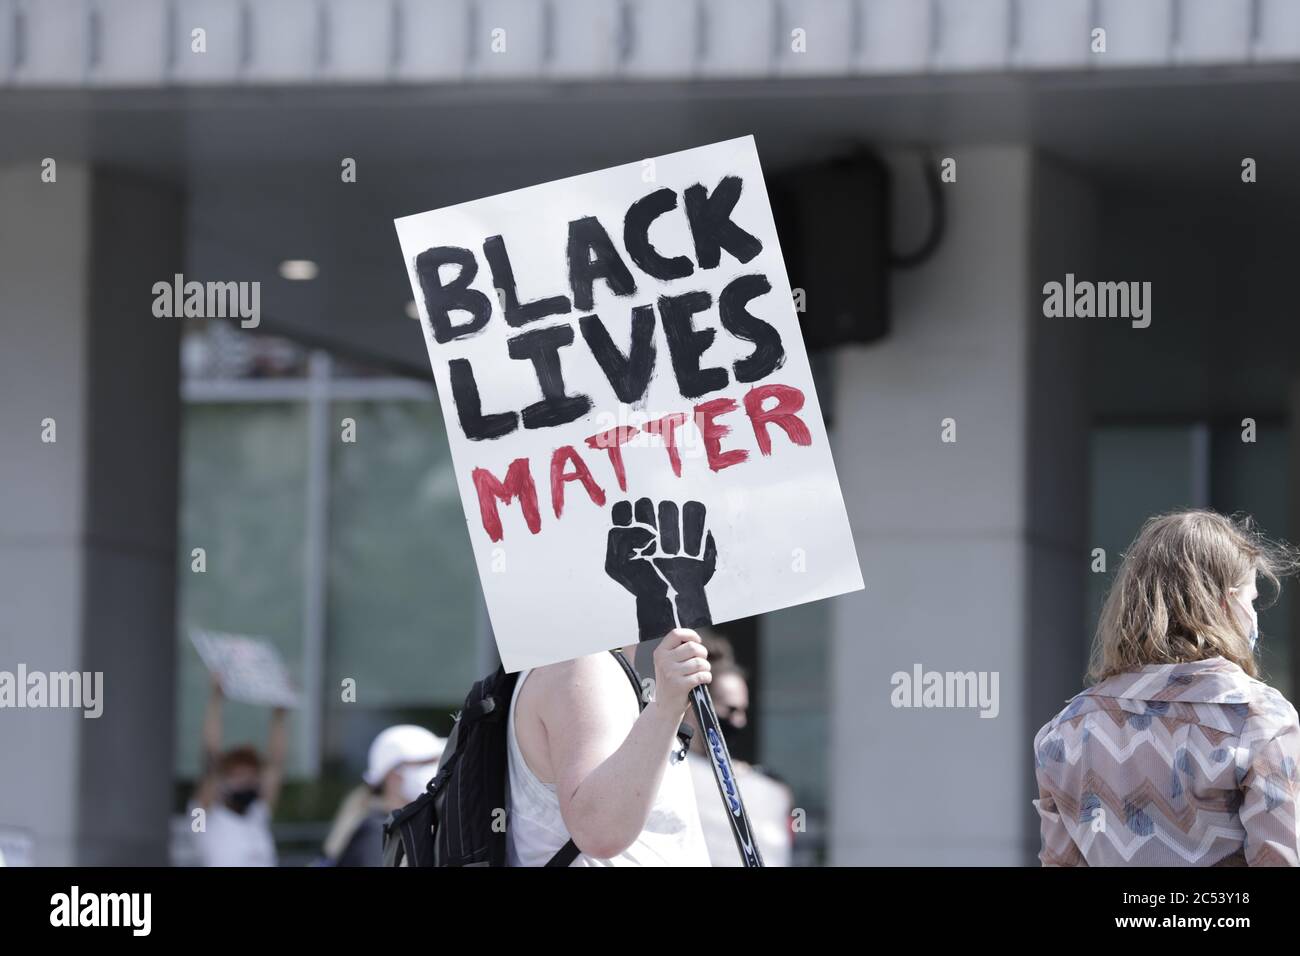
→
(190, 630, 300, 708)
(395, 136, 862, 672)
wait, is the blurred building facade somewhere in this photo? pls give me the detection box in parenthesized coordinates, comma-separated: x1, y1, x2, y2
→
(2, 0, 1299, 865)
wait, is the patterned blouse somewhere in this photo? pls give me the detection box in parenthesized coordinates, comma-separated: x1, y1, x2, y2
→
(1033, 657, 1300, 866)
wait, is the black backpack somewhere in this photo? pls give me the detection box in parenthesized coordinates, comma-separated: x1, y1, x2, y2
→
(382, 648, 691, 867)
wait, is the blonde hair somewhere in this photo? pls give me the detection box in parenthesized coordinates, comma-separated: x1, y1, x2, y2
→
(1089, 510, 1300, 682)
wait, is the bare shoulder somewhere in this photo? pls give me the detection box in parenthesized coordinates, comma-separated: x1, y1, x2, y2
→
(528, 651, 636, 728)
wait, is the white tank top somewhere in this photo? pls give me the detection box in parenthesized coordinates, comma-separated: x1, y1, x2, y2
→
(505, 666, 711, 867)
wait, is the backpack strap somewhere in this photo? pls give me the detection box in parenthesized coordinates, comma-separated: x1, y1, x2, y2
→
(611, 648, 646, 710)
(545, 840, 582, 867)
(611, 648, 694, 762)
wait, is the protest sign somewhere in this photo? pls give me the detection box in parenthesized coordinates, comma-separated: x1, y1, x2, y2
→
(395, 136, 862, 672)
(190, 630, 300, 708)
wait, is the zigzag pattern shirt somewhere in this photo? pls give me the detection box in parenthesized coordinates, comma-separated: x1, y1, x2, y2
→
(1033, 657, 1300, 866)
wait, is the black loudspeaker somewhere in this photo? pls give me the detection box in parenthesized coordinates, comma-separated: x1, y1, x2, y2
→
(769, 151, 891, 350)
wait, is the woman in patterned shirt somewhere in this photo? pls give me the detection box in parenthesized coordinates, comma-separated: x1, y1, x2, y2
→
(1034, 510, 1300, 866)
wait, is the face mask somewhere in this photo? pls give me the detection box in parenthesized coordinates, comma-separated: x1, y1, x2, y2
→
(397, 762, 436, 803)
(1230, 592, 1259, 651)
(224, 787, 259, 816)
(716, 713, 753, 764)
(721, 715, 746, 736)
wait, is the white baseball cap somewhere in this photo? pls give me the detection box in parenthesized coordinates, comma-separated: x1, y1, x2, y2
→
(364, 725, 445, 787)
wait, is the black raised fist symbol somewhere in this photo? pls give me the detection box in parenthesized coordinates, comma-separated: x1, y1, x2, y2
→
(605, 498, 717, 641)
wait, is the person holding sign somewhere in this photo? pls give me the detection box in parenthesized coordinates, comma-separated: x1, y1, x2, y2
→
(189, 675, 289, 867)
(505, 628, 711, 865)
(396, 138, 862, 866)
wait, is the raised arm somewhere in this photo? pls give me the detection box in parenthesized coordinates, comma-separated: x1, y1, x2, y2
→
(261, 707, 290, 811)
(544, 628, 710, 860)
(194, 675, 224, 809)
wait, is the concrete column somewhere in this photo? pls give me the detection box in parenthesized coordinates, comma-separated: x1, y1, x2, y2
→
(0, 163, 182, 864)
(828, 149, 1092, 864)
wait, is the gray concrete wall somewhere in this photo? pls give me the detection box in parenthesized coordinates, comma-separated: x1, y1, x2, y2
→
(827, 148, 1092, 864)
(0, 163, 92, 866)
(0, 163, 181, 864)
(1023, 157, 1096, 849)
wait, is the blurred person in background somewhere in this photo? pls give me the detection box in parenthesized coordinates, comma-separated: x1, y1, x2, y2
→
(685, 630, 794, 866)
(190, 675, 289, 867)
(1034, 510, 1300, 866)
(321, 725, 445, 867)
